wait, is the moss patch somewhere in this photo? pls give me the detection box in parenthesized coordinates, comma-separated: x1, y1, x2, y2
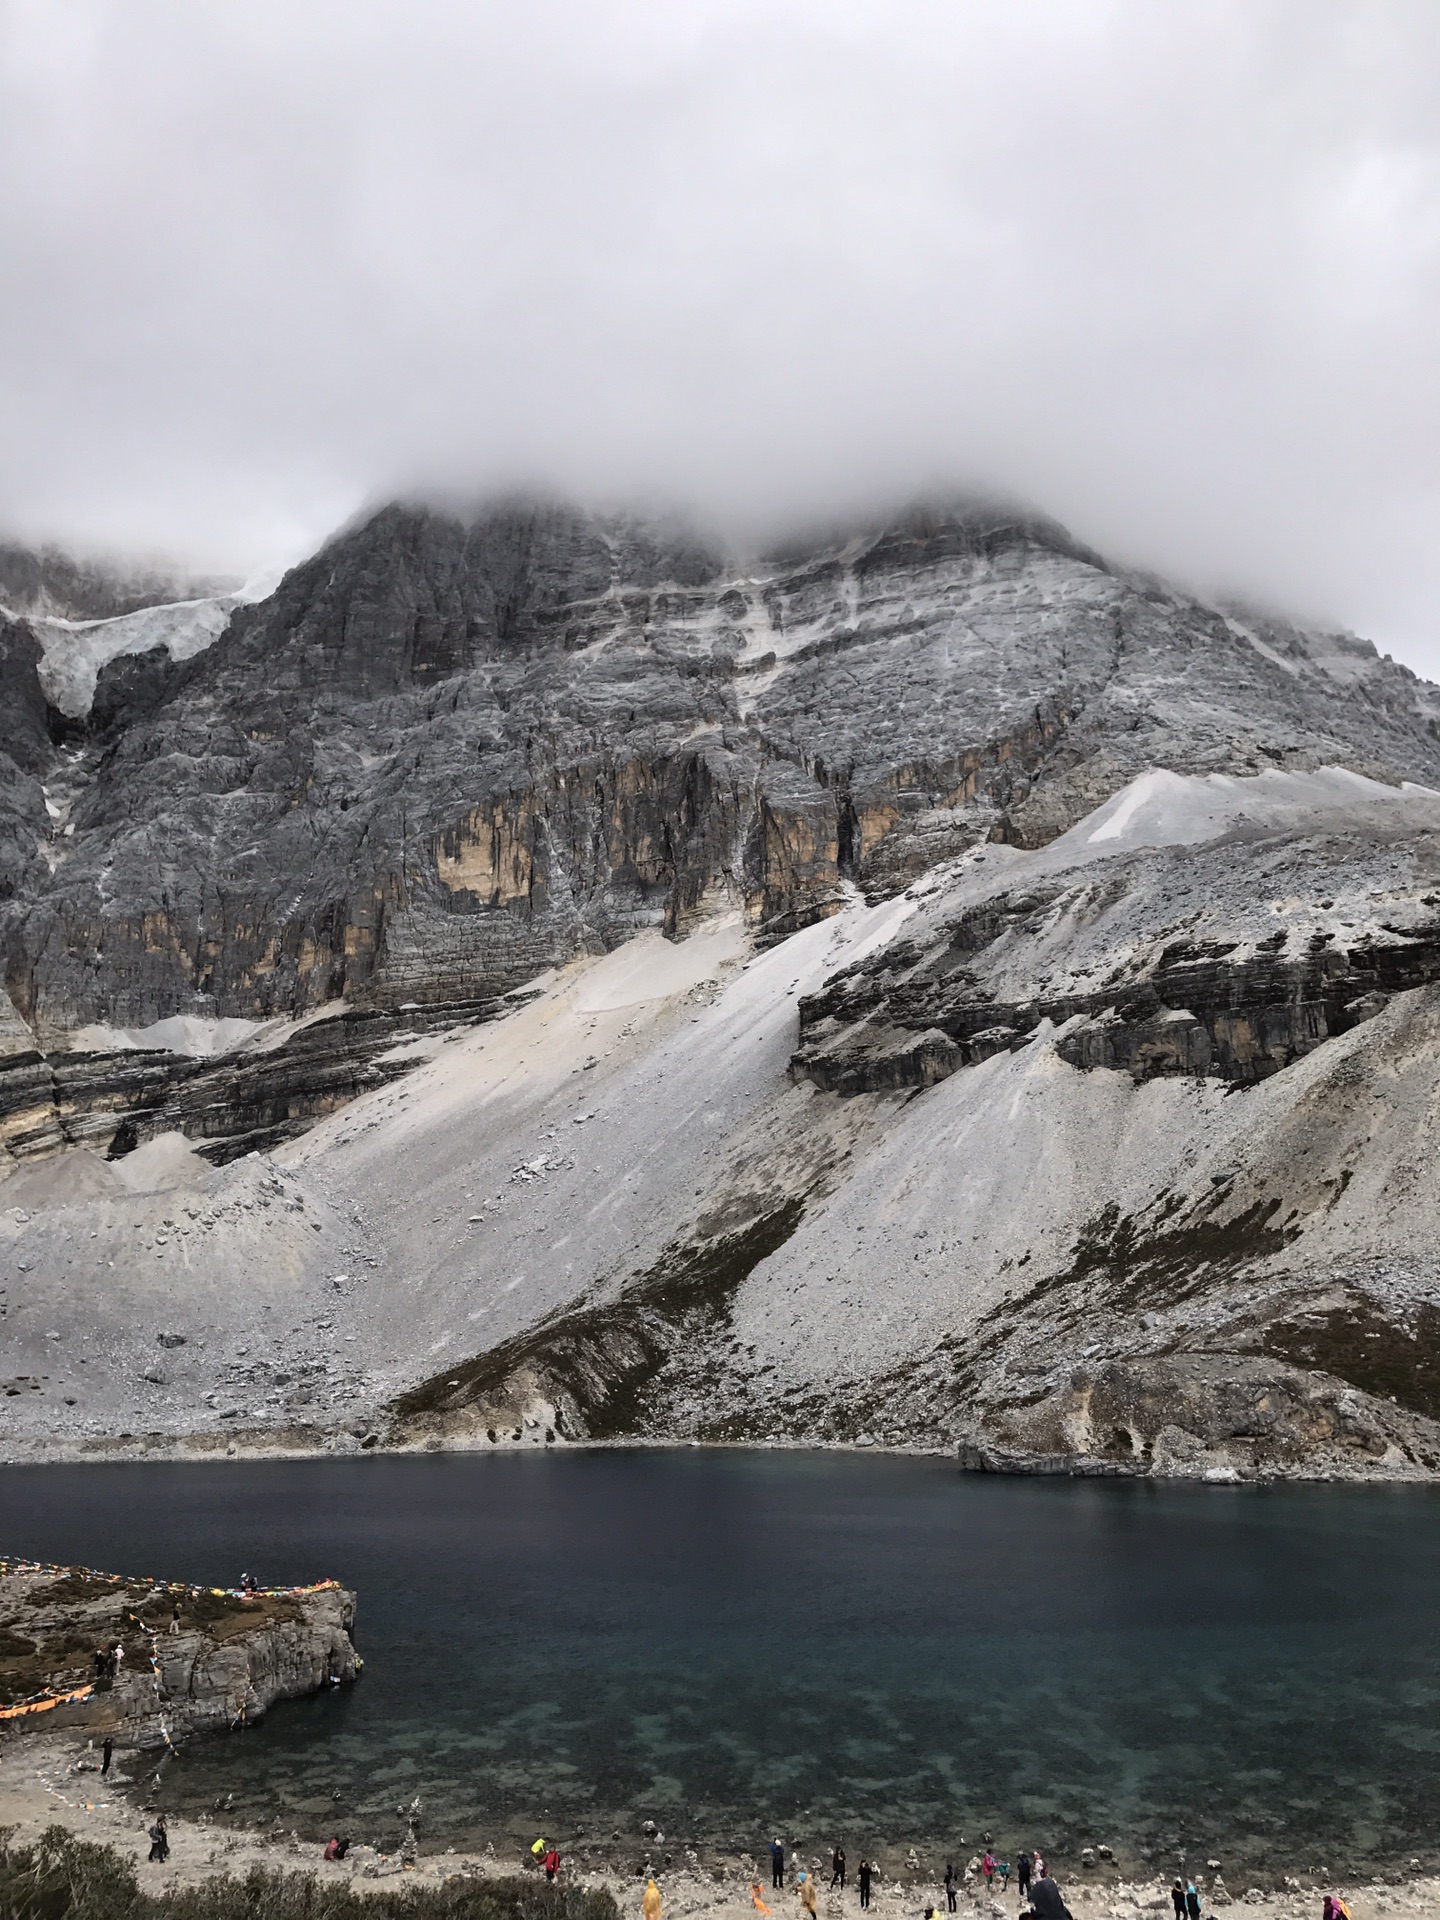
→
(1265, 1301, 1440, 1421)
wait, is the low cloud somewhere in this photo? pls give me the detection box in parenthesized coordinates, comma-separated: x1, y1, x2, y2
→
(1, 1, 1438, 665)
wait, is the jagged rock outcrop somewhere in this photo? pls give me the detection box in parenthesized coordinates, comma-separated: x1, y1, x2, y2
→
(0, 993, 520, 1169)
(0, 1559, 358, 1748)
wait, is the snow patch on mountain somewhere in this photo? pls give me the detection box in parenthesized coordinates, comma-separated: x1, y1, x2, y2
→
(12, 569, 280, 717)
(1053, 765, 1440, 859)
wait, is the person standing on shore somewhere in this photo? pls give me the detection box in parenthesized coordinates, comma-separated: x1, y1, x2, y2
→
(859, 1860, 873, 1911)
(1029, 1870, 1072, 1920)
(1018, 1853, 1033, 1901)
(147, 1816, 169, 1863)
(1184, 1885, 1200, 1920)
(1000, 1862, 1011, 1893)
(644, 1879, 663, 1920)
(832, 1847, 847, 1890)
(1171, 1881, 1185, 1919)
(771, 1840, 786, 1890)
(945, 1863, 958, 1912)
(799, 1870, 818, 1920)
(101, 1738, 113, 1777)
(983, 1853, 996, 1891)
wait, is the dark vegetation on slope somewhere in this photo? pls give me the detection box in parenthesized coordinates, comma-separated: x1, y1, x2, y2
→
(391, 1202, 806, 1441)
(0, 1828, 620, 1920)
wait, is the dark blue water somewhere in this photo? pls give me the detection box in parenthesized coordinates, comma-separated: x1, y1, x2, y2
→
(3, 1450, 1439, 1876)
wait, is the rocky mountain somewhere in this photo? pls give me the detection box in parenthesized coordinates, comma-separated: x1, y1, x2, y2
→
(2, 497, 1440, 1480)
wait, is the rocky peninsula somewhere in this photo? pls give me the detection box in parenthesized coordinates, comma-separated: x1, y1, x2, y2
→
(0, 1557, 358, 1748)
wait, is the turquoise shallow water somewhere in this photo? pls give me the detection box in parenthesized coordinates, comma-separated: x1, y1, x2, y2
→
(3, 1450, 1439, 1876)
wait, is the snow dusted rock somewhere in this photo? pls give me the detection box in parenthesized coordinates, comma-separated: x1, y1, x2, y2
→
(3, 496, 1439, 1048)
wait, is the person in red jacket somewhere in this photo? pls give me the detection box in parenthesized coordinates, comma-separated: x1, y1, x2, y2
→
(544, 1847, 561, 1881)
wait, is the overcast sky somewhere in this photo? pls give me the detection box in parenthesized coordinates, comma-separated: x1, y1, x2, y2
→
(2, 1, 1439, 667)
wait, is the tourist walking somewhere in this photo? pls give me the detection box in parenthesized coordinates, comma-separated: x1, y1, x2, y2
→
(771, 1840, 786, 1890)
(1185, 1885, 1200, 1920)
(945, 1863, 958, 1912)
(100, 1738, 113, 1777)
(147, 1816, 169, 1863)
(799, 1871, 818, 1920)
(1018, 1853, 1033, 1900)
(832, 1847, 847, 1890)
(1000, 1862, 1011, 1892)
(859, 1860, 873, 1911)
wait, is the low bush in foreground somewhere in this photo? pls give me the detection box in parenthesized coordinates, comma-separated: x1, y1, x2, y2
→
(0, 1827, 622, 1920)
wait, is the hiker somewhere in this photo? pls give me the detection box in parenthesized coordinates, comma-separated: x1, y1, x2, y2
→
(1171, 1881, 1186, 1919)
(984, 1853, 996, 1890)
(1322, 1899, 1351, 1920)
(945, 1863, 958, 1912)
(1018, 1853, 1033, 1900)
(644, 1878, 663, 1920)
(771, 1839, 786, 1890)
(324, 1837, 351, 1861)
(1030, 1871, 1072, 1920)
(859, 1860, 873, 1911)
(147, 1816, 169, 1863)
(532, 1837, 548, 1869)
(545, 1847, 561, 1882)
(1000, 1863, 1011, 1893)
(1033, 1854, 1046, 1883)
(169, 1603, 181, 1635)
(101, 1738, 113, 1777)
(1185, 1886, 1200, 1920)
(799, 1871, 818, 1920)
(832, 1847, 847, 1890)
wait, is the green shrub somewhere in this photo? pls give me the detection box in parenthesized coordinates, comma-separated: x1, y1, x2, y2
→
(0, 1831, 621, 1920)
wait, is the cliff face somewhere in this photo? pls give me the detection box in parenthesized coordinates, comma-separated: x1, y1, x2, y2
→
(4, 499, 1439, 1048)
(0, 1559, 358, 1749)
(5, 501, 1440, 1482)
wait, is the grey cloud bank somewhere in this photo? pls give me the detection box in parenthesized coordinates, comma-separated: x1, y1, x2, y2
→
(1, 0, 1438, 667)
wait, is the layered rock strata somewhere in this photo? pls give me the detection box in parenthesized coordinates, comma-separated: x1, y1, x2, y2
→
(0, 1558, 358, 1748)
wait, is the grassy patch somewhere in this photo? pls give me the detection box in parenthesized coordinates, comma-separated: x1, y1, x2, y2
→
(1265, 1301, 1440, 1421)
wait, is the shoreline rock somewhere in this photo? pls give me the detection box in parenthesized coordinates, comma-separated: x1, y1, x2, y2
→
(0, 1558, 358, 1748)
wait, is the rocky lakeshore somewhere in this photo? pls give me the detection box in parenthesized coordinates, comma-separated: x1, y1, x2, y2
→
(0, 1558, 359, 1748)
(0, 1734, 1430, 1920)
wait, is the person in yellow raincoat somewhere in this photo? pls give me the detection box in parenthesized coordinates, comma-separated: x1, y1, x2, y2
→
(798, 1871, 818, 1920)
(644, 1878, 664, 1920)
